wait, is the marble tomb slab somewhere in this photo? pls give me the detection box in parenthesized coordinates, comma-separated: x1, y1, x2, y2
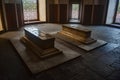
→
(21, 27, 61, 58)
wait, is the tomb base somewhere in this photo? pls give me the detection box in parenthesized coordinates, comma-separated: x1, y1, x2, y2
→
(55, 33, 107, 51)
(54, 25, 107, 51)
(21, 37, 62, 58)
(59, 30, 96, 44)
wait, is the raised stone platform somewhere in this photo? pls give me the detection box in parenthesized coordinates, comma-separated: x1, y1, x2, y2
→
(21, 37, 62, 58)
(10, 39, 81, 74)
(55, 24, 107, 51)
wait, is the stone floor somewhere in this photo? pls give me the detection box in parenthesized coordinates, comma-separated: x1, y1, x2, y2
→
(0, 24, 120, 80)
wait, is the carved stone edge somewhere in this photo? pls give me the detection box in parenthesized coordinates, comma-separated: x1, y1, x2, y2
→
(20, 36, 62, 59)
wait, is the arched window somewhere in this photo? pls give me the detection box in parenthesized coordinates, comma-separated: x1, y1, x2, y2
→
(71, 4, 80, 19)
(23, 0, 39, 21)
(115, 0, 120, 23)
(22, 0, 46, 22)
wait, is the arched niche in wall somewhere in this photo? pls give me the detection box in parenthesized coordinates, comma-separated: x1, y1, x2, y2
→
(68, 0, 81, 22)
(3, 0, 24, 30)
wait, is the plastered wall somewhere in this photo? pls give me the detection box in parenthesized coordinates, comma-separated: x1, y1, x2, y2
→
(0, 14, 3, 31)
(39, 0, 46, 21)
